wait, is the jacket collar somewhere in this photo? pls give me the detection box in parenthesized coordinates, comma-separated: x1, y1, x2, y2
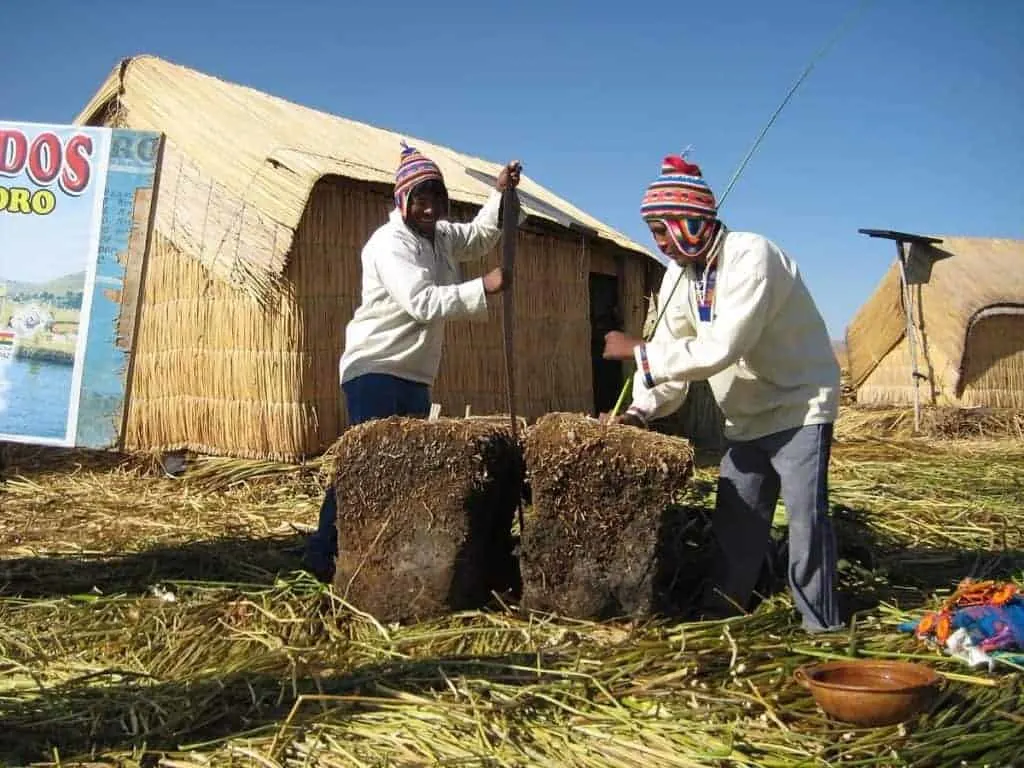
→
(704, 223, 729, 271)
(390, 207, 423, 240)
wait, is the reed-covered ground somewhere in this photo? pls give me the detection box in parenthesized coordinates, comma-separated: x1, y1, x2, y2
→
(1, 412, 1022, 767)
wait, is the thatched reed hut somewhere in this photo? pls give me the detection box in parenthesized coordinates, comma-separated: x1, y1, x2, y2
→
(73, 55, 677, 461)
(846, 235, 1024, 409)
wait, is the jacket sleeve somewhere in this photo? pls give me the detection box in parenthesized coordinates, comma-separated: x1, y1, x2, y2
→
(635, 241, 780, 385)
(626, 365, 691, 425)
(624, 277, 694, 424)
(372, 232, 488, 323)
(445, 189, 528, 263)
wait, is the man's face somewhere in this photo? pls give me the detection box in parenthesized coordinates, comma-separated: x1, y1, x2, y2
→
(648, 220, 689, 266)
(648, 219, 713, 266)
(406, 180, 448, 237)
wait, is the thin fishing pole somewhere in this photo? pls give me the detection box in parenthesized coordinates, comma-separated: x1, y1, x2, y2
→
(608, 0, 875, 419)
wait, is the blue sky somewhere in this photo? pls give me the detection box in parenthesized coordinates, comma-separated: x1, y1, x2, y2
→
(2, 0, 1021, 339)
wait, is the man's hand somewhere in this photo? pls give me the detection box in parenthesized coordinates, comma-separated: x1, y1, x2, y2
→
(483, 267, 506, 295)
(598, 411, 647, 428)
(603, 331, 643, 361)
(496, 161, 522, 191)
(619, 412, 647, 428)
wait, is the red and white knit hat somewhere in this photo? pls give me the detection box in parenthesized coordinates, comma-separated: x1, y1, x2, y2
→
(640, 153, 718, 222)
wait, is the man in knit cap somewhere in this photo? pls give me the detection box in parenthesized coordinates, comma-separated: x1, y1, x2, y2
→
(602, 152, 843, 633)
(305, 142, 524, 582)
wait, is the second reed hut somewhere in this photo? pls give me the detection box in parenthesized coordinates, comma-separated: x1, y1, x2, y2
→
(846, 235, 1024, 409)
(74, 55, 683, 460)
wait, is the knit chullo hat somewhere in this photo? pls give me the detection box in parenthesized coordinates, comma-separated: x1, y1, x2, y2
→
(394, 141, 446, 218)
(640, 153, 718, 222)
(640, 153, 719, 256)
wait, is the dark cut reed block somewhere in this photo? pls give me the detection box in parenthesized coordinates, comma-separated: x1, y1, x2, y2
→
(331, 416, 523, 623)
(520, 412, 698, 620)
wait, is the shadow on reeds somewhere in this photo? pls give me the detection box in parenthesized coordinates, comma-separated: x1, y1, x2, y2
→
(693, 501, 1024, 623)
(651, 502, 717, 619)
(0, 534, 309, 598)
(830, 504, 1024, 615)
(0, 442, 162, 479)
(0, 652, 558, 763)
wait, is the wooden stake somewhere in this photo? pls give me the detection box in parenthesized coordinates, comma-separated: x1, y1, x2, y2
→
(896, 241, 922, 433)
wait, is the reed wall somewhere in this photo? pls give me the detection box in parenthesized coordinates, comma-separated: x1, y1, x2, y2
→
(432, 205, 648, 421)
(123, 176, 649, 459)
(123, 233, 313, 460)
(855, 310, 1024, 409)
(855, 335, 948, 408)
(957, 311, 1024, 408)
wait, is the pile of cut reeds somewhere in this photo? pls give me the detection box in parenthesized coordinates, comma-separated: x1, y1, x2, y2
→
(2, 579, 1023, 767)
(835, 405, 1024, 441)
(0, 436, 1022, 766)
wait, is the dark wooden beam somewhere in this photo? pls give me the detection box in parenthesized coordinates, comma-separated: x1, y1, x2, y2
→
(857, 228, 944, 246)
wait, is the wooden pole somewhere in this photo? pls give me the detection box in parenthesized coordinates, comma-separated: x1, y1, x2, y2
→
(858, 228, 945, 433)
(500, 188, 520, 441)
(500, 186, 525, 537)
(895, 241, 921, 433)
(118, 133, 166, 452)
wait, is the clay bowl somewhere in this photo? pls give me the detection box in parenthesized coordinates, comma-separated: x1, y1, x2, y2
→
(794, 660, 942, 727)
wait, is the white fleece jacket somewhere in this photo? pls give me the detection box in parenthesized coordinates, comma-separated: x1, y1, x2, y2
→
(339, 189, 524, 386)
(627, 228, 839, 442)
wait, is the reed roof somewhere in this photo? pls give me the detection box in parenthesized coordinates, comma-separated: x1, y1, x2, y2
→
(74, 55, 651, 302)
(846, 235, 1024, 393)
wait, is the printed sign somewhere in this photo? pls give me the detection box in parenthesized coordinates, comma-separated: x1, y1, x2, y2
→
(0, 121, 163, 449)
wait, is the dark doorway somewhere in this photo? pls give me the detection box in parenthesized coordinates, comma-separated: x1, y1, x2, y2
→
(590, 273, 623, 416)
